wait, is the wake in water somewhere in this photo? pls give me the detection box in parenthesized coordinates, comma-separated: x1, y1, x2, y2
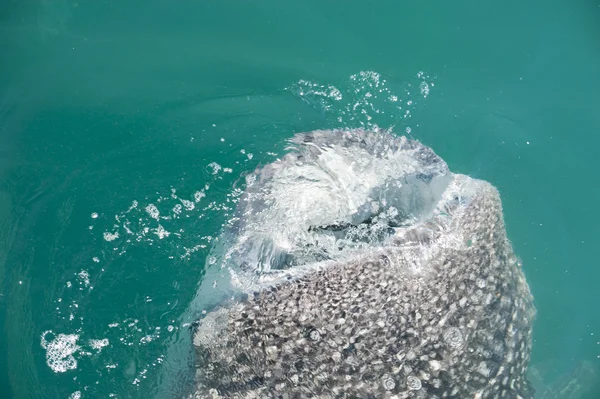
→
(189, 128, 536, 398)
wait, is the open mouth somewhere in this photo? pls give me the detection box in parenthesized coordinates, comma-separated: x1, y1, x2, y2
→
(258, 174, 456, 273)
(212, 130, 456, 279)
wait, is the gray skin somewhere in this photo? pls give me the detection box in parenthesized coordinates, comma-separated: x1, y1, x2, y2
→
(190, 130, 535, 399)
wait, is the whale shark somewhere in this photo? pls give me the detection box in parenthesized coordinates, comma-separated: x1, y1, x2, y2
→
(189, 129, 535, 398)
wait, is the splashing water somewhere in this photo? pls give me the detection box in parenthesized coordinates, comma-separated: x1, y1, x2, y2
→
(209, 128, 456, 293)
(286, 70, 435, 129)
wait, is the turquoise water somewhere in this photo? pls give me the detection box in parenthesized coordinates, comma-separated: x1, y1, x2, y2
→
(1, 1, 599, 398)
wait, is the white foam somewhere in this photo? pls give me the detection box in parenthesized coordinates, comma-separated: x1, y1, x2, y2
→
(287, 70, 434, 128)
(103, 231, 119, 242)
(207, 162, 222, 174)
(69, 391, 81, 399)
(95, 181, 223, 262)
(180, 199, 195, 211)
(77, 270, 90, 287)
(194, 191, 206, 202)
(140, 334, 156, 344)
(173, 203, 183, 214)
(154, 225, 170, 239)
(207, 129, 456, 292)
(420, 81, 430, 97)
(145, 204, 160, 220)
(41, 331, 80, 373)
(89, 338, 109, 352)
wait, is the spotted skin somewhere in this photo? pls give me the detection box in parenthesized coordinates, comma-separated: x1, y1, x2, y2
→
(191, 132, 535, 399)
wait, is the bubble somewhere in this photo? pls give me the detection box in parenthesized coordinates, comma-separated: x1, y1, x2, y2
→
(420, 81, 430, 97)
(145, 204, 160, 220)
(207, 162, 222, 175)
(194, 191, 206, 202)
(89, 338, 109, 352)
(180, 199, 195, 211)
(103, 231, 119, 242)
(407, 375, 422, 390)
(443, 327, 464, 348)
(40, 331, 80, 373)
(91, 212, 98, 219)
(78, 270, 90, 287)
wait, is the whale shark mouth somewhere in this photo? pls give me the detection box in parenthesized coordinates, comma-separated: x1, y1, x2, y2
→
(208, 128, 461, 289)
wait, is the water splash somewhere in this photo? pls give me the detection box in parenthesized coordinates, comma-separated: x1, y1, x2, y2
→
(286, 70, 435, 129)
(40, 331, 110, 374)
(207, 128, 458, 294)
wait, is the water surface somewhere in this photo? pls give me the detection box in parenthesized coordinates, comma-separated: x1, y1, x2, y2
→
(1, 1, 599, 398)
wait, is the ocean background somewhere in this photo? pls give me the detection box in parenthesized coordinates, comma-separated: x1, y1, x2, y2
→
(1, 1, 599, 398)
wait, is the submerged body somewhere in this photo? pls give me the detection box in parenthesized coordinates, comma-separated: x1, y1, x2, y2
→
(191, 129, 535, 398)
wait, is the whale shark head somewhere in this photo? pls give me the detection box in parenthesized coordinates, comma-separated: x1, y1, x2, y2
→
(211, 129, 470, 288)
(191, 129, 535, 398)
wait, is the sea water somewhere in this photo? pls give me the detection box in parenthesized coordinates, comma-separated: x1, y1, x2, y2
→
(1, 1, 599, 398)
